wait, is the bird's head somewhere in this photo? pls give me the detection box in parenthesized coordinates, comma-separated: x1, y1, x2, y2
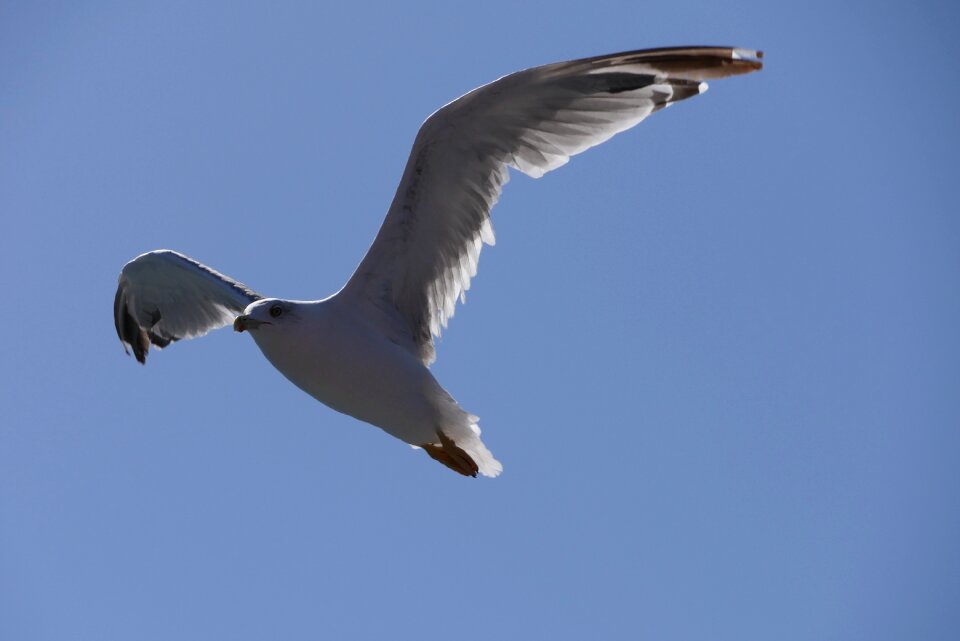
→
(234, 298, 293, 333)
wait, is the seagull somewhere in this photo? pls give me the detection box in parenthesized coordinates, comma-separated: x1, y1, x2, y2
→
(114, 46, 762, 478)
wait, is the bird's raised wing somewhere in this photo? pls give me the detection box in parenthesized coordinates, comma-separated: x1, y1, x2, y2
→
(114, 250, 262, 364)
(341, 46, 763, 364)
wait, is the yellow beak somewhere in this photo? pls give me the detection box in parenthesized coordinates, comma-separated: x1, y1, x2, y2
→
(234, 315, 269, 332)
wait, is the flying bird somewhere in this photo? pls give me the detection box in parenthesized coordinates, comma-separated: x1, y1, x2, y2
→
(114, 46, 763, 478)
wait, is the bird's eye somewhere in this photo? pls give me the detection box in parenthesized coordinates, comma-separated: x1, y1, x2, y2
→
(269, 305, 283, 318)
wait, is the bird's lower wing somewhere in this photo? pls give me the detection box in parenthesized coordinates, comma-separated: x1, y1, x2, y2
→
(113, 250, 262, 364)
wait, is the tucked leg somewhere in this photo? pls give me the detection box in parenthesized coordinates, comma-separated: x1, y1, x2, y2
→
(421, 430, 479, 477)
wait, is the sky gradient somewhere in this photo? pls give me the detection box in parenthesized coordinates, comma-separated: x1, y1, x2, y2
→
(2, 2, 958, 640)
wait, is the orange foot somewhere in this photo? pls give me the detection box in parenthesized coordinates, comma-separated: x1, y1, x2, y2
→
(421, 430, 479, 477)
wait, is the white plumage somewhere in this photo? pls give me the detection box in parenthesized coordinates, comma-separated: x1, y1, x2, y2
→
(113, 46, 762, 477)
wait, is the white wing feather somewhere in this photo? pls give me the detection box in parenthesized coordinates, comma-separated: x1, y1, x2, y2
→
(341, 46, 762, 364)
(113, 250, 261, 363)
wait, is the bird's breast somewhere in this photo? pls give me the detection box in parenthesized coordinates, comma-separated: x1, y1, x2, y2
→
(248, 308, 440, 444)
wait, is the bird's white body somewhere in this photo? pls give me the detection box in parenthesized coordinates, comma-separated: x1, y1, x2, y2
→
(112, 46, 762, 477)
(242, 296, 501, 475)
(252, 299, 435, 444)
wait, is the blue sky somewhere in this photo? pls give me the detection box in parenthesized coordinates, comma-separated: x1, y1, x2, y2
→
(1, 1, 958, 639)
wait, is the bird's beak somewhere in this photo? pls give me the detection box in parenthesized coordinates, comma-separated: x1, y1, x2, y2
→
(234, 315, 269, 332)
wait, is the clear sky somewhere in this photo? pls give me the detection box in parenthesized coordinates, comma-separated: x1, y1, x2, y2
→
(1, 1, 958, 640)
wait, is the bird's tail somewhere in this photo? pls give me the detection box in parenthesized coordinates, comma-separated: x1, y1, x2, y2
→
(424, 393, 502, 478)
(422, 420, 501, 478)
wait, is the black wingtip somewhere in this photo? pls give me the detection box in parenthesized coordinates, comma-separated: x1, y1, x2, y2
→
(114, 284, 150, 365)
(132, 331, 148, 364)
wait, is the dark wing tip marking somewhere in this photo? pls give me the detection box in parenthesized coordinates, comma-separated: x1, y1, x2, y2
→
(563, 46, 764, 81)
(113, 285, 150, 364)
(576, 72, 657, 95)
(112, 282, 202, 365)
